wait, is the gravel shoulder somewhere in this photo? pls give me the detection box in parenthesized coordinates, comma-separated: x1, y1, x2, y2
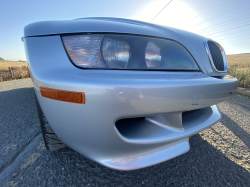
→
(0, 79, 249, 186)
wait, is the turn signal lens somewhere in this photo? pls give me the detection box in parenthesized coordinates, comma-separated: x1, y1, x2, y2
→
(62, 35, 105, 68)
(40, 87, 85, 104)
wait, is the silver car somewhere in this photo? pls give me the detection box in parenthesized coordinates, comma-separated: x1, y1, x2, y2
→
(23, 17, 238, 171)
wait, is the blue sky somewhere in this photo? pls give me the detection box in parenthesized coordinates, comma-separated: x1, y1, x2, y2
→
(0, 0, 249, 61)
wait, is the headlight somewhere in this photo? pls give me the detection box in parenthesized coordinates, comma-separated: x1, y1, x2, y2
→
(62, 34, 199, 71)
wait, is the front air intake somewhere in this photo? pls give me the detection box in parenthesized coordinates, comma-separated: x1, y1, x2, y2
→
(205, 40, 228, 72)
(115, 107, 214, 143)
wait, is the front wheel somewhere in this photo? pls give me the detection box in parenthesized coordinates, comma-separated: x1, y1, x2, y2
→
(34, 93, 66, 151)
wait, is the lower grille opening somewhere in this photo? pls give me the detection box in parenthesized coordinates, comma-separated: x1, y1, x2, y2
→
(115, 117, 171, 140)
(182, 107, 212, 130)
(115, 106, 214, 142)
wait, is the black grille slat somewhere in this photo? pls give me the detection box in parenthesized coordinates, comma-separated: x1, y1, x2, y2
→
(207, 41, 224, 71)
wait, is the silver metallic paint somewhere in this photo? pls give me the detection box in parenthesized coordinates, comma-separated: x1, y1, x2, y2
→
(23, 19, 238, 170)
(25, 17, 225, 77)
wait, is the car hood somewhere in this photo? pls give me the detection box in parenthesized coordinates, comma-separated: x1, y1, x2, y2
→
(24, 17, 205, 41)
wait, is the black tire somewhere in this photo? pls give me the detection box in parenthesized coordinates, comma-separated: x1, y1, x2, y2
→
(34, 93, 66, 151)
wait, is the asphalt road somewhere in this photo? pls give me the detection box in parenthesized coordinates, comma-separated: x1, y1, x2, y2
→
(0, 79, 249, 187)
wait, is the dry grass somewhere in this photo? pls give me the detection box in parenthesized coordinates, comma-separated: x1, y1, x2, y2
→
(227, 53, 250, 70)
(227, 54, 250, 89)
(0, 61, 28, 70)
(0, 61, 30, 82)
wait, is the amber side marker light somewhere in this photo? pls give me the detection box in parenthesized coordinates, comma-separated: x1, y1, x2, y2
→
(40, 87, 85, 104)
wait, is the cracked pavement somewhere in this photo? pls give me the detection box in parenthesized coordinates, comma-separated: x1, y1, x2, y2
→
(0, 79, 249, 186)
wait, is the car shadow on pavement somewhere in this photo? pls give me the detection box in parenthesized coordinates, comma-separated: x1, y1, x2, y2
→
(229, 97, 250, 112)
(220, 111, 250, 149)
(39, 135, 250, 186)
(1, 135, 249, 186)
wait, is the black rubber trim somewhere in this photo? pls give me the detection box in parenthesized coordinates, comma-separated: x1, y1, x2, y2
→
(34, 90, 50, 150)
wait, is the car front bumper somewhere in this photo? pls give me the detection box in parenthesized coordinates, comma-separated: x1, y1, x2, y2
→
(26, 35, 238, 170)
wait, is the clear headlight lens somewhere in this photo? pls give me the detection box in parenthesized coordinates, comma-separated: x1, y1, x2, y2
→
(145, 42, 161, 68)
(102, 38, 130, 69)
(62, 34, 199, 71)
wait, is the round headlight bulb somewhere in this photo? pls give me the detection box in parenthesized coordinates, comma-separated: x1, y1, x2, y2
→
(102, 38, 130, 69)
(145, 42, 161, 68)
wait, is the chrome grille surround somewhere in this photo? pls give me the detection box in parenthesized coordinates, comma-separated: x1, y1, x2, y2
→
(204, 39, 228, 73)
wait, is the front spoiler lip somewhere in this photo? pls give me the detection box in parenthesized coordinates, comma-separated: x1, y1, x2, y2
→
(101, 138, 191, 171)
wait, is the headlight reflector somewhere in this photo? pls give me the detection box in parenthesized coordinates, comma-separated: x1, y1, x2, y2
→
(102, 38, 130, 69)
(145, 42, 161, 68)
(62, 34, 199, 71)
